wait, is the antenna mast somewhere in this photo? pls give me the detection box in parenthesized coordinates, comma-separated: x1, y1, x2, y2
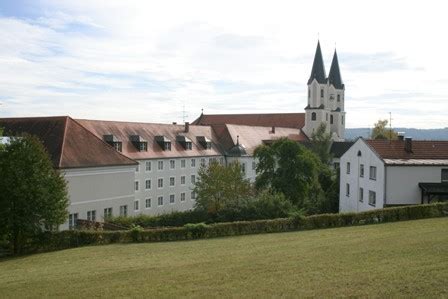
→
(182, 104, 188, 124)
(389, 112, 392, 142)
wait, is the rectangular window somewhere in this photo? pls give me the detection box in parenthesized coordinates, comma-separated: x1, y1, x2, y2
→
(346, 183, 350, 197)
(119, 205, 128, 216)
(103, 208, 113, 219)
(369, 166, 377, 180)
(181, 159, 186, 168)
(191, 158, 196, 167)
(135, 164, 139, 172)
(170, 160, 175, 169)
(200, 158, 206, 167)
(68, 213, 78, 229)
(87, 210, 96, 221)
(359, 188, 364, 202)
(170, 194, 175, 204)
(158, 196, 163, 206)
(139, 142, 147, 152)
(191, 174, 196, 184)
(241, 163, 246, 174)
(134, 200, 140, 211)
(145, 179, 151, 190)
(145, 161, 151, 172)
(191, 191, 196, 200)
(145, 198, 151, 209)
(442, 169, 448, 182)
(181, 176, 186, 185)
(369, 190, 376, 206)
(135, 181, 139, 191)
(158, 178, 163, 188)
(252, 161, 256, 170)
(360, 164, 364, 177)
(170, 177, 175, 186)
(181, 193, 186, 202)
(320, 89, 324, 98)
(347, 162, 351, 174)
(158, 160, 164, 170)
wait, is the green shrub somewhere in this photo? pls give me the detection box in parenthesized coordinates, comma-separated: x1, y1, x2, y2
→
(17, 202, 448, 255)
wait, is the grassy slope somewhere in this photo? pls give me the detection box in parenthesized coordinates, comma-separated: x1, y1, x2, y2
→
(0, 218, 447, 298)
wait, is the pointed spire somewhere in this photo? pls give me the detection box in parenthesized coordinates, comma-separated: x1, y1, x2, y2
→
(327, 49, 344, 89)
(307, 41, 327, 85)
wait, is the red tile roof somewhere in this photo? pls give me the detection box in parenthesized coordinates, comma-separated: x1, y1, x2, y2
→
(0, 117, 137, 169)
(77, 119, 223, 160)
(216, 124, 308, 155)
(192, 113, 306, 129)
(366, 139, 448, 160)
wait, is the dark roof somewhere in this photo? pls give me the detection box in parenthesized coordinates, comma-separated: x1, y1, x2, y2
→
(307, 41, 327, 85)
(330, 141, 355, 158)
(192, 113, 305, 129)
(327, 50, 344, 89)
(0, 116, 137, 169)
(366, 140, 448, 160)
(419, 183, 448, 195)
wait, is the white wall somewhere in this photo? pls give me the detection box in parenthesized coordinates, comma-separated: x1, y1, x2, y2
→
(386, 165, 447, 205)
(62, 165, 136, 229)
(339, 139, 385, 212)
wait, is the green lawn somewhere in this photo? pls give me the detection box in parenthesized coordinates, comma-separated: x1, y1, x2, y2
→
(1, 218, 447, 298)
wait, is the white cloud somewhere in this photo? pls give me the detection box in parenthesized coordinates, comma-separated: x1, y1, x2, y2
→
(0, 0, 447, 128)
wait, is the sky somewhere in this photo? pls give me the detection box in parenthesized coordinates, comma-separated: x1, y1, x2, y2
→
(0, 0, 447, 129)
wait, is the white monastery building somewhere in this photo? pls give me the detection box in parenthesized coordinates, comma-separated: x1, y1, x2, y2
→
(0, 41, 351, 229)
(339, 137, 448, 213)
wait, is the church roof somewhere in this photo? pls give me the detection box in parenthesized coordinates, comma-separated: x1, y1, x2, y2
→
(307, 41, 327, 85)
(192, 113, 305, 129)
(327, 50, 344, 89)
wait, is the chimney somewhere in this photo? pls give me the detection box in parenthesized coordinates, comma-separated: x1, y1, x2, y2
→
(271, 126, 275, 134)
(172, 122, 177, 125)
(405, 137, 413, 153)
(397, 132, 405, 141)
(185, 122, 190, 133)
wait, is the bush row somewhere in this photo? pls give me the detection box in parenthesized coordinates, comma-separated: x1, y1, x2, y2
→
(29, 202, 448, 254)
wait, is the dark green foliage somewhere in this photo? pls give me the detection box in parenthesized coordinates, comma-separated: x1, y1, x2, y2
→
(0, 135, 69, 254)
(255, 138, 323, 209)
(310, 123, 333, 165)
(27, 202, 448, 254)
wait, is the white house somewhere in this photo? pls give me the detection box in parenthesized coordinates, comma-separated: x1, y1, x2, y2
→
(339, 137, 448, 213)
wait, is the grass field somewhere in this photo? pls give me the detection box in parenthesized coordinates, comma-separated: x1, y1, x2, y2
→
(0, 218, 447, 298)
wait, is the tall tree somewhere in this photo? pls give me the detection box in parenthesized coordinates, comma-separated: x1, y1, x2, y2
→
(254, 138, 320, 208)
(194, 161, 252, 214)
(371, 119, 398, 140)
(310, 122, 333, 165)
(0, 135, 69, 254)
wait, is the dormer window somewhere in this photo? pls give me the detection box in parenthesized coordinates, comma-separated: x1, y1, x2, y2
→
(130, 135, 148, 152)
(155, 136, 172, 151)
(103, 134, 122, 152)
(176, 135, 193, 150)
(197, 136, 212, 149)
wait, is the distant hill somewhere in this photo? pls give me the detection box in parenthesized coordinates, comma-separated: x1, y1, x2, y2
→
(346, 128, 448, 141)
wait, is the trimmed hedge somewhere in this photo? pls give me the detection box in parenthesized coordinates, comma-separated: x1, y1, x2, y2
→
(26, 202, 448, 254)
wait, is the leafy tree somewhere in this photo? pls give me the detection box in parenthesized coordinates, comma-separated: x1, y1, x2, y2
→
(371, 119, 398, 140)
(0, 135, 69, 254)
(254, 138, 320, 208)
(194, 161, 252, 215)
(310, 123, 333, 165)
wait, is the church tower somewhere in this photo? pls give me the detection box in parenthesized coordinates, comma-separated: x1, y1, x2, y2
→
(304, 41, 345, 141)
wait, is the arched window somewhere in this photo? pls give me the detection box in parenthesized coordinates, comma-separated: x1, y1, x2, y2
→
(330, 115, 334, 124)
(311, 112, 316, 121)
(320, 89, 324, 98)
(337, 94, 340, 102)
(326, 113, 328, 121)
(342, 116, 345, 125)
